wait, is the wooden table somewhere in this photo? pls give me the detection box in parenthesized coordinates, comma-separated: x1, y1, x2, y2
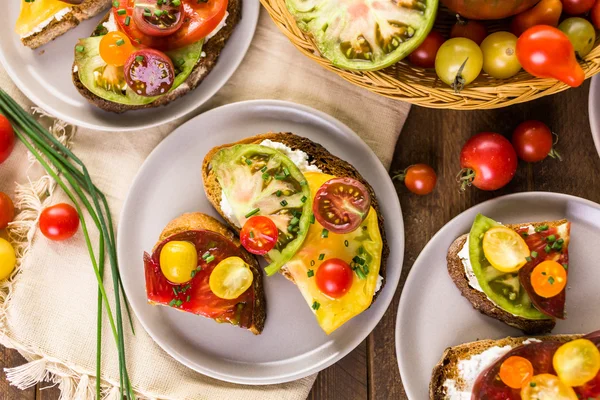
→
(2, 82, 600, 400)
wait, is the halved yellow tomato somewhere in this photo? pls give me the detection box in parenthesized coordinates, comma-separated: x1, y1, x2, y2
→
(483, 226, 530, 272)
(209, 256, 253, 300)
(553, 339, 600, 387)
(521, 374, 578, 400)
(160, 241, 198, 284)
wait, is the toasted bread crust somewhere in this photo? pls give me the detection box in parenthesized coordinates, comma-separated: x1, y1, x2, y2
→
(430, 334, 582, 399)
(71, 0, 241, 112)
(448, 219, 570, 335)
(201, 132, 389, 300)
(156, 212, 266, 335)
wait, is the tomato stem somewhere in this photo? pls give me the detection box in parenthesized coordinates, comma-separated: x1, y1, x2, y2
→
(455, 14, 467, 26)
(456, 168, 475, 191)
(391, 166, 412, 182)
(549, 131, 563, 161)
(452, 57, 469, 93)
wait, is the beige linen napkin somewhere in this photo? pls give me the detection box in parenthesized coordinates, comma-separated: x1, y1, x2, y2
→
(0, 8, 410, 400)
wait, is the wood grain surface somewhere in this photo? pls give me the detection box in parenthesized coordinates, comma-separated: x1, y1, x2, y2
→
(2, 82, 599, 400)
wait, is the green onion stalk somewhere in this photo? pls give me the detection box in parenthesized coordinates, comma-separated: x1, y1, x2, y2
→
(0, 90, 135, 400)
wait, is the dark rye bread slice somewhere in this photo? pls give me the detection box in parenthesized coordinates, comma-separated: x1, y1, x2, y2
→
(429, 333, 582, 399)
(201, 132, 389, 300)
(21, 0, 112, 49)
(448, 219, 569, 335)
(156, 212, 266, 334)
(72, 0, 241, 113)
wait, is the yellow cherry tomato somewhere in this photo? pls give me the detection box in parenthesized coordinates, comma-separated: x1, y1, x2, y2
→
(159, 241, 198, 284)
(500, 356, 534, 389)
(553, 339, 600, 387)
(521, 374, 578, 400)
(209, 256, 253, 300)
(99, 31, 134, 66)
(481, 32, 522, 79)
(483, 226, 530, 272)
(531, 260, 567, 298)
(435, 38, 483, 91)
(0, 238, 16, 280)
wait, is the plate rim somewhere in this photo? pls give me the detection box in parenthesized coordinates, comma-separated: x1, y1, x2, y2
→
(395, 191, 600, 399)
(0, 2, 259, 132)
(588, 76, 600, 159)
(117, 99, 405, 385)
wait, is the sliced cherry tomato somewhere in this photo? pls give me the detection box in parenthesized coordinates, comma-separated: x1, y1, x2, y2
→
(521, 374, 578, 400)
(483, 227, 530, 273)
(114, 0, 228, 51)
(132, 0, 184, 37)
(315, 258, 353, 299)
(512, 120, 559, 163)
(530, 260, 567, 298)
(209, 256, 253, 300)
(592, 0, 600, 29)
(159, 240, 198, 284)
(408, 31, 446, 69)
(459, 132, 517, 191)
(39, 203, 80, 241)
(394, 164, 437, 195)
(0, 192, 15, 230)
(0, 238, 16, 281)
(500, 356, 534, 389)
(240, 216, 278, 255)
(124, 49, 175, 97)
(516, 26, 585, 87)
(450, 16, 487, 46)
(0, 115, 16, 165)
(554, 339, 600, 387)
(511, 0, 563, 37)
(562, 0, 596, 15)
(313, 177, 371, 234)
(99, 31, 135, 67)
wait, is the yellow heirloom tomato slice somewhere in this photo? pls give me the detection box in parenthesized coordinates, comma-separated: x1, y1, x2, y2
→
(553, 339, 600, 387)
(521, 374, 578, 400)
(483, 226, 530, 272)
(209, 257, 254, 300)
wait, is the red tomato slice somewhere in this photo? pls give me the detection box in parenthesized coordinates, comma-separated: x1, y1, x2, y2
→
(313, 177, 371, 234)
(315, 258, 353, 299)
(114, 0, 228, 51)
(240, 216, 279, 256)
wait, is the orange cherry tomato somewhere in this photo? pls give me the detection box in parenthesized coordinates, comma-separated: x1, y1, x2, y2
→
(500, 356, 535, 389)
(395, 164, 437, 195)
(99, 31, 135, 66)
(531, 260, 567, 298)
(516, 26, 585, 88)
(511, 0, 563, 36)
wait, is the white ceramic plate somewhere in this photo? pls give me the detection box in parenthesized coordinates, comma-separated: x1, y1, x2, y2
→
(118, 100, 404, 384)
(588, 76, 600, 158)
(396, 192, 600, 399)
(0, 2, 258, 131)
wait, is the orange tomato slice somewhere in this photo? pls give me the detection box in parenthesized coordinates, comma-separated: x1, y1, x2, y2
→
(499, 356, 534, 389)
(99, 31, 135, 66)
(483, 226, 530, 272)
(530, 260, 567, 298)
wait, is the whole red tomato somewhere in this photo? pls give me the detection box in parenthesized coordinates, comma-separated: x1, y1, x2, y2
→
(511, 0, 563, 36)
(0, 115, 15, 164)
(0, 192, 15, 230)
(561, 0, 595, 14)
(450, 17, 488, 45)
(408, 31, 446, 68)
(39, 203, 80, 241)
(512, 120, 560, 162)
(592, 0, 600, 29)
(516, 26, 585, 87)
(459, 132, 518, 191)
(394, 164, 437, 195)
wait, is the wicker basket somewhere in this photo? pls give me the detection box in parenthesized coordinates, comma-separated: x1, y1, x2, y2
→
(261, 0, 600, 110)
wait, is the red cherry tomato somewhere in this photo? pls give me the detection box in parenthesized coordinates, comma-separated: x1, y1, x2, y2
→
(450, 17, 487, 45)
(124, 49, 175, 97)
(240, 216, 278, 255)
(313, 177, 371, 234)
(459, 132, 518, 191)
(512, 120, 560, 162)
(516, 25, 585, 87)
(395, 164, 437, 195)
(408, 31, 446, 68)
(315, 258, 354, 299)
(0, 115, 16, 165)
(0, 192, 15, 230)
(39, 203, 80, 241)
(592, 0, 600, 29)
(561, 0, 596, 15)
(132, 0, 184, 37)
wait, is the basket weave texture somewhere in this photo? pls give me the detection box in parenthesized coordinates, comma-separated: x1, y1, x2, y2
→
(261, 0, 600, 109)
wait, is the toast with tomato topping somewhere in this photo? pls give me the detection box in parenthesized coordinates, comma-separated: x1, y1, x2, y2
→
(448, 217, 571, 335)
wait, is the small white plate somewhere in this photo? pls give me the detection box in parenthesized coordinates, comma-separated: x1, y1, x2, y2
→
(588, 76, 600, 158)
(118, 100, 404, 384)
(0, 2, 258, 131)
(396, 192, 600, 399)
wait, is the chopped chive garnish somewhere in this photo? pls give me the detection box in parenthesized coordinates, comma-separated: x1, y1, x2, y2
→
(262, 172, 270, 180)
(113, 1, 119, 7)
(144, 7, 151, 12)
(546, 235, 556, 242)
(542, 272, 547, 276)
(522, 232, 529, 237)
(276, 190, 282, 197)
(202, 251, 211, 260)
(176, 59, 185, 66)
(116, 39, 125, 46)
(307, 269, 314, 278)
(117, 8, 126, 15)
(283, 167, 290, 176)
(280, 200, 288, 207)
(155, 9, 163, 16)
(531, 251, 538, 258)
(172, 0, 181, 5)
(144, 11, 151, 16)
(191, 270, 197, 278)
(301, 195, 307, 203)
(355, 267, 366, 279)
(275, 174, 286, 180)
(353, 255, 364, 265)
(75, 45, 85, 52)
(548, 276, 555, 285)
(125, 16, 131, 25)
(310, 214, 315, 224)
(563, 263, 568, 270)
(312, 301, 320, 310)
(169, 299, 177, 307)
(245, 159, 252, 165)
(362, 265, 369, 275)
(321, 229, 329, 238)
(544, 245, 551, 253)
(249, 231, 254, 238)
(290, 217, 300, 226)
(318, 253, 325, 260)
(135, 55, 144, 62)
(535, 225, 549, 232)
(261, 166, 267, 173)
(205, 255, 215, 263)
(344, 240, 349, 247)
(186, 295, 190, 302)
(530, 382, 536, 388)
(525, 256, 532, 262)
(557, 238, 564, 245)
(172, 287, 178, 296)
(245, 208, 260, 218)
(300, 180, 307, 186)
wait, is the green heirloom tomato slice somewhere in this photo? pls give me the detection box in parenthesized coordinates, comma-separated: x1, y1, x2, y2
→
(468, 214, 550, 320)
(286, 0, 438, 71)
(211, 145, 312, 276)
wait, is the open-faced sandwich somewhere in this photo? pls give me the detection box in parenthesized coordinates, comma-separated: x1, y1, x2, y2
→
(143, 212, 265, 334)
(430, 330, 600, 399)
(72, 0, 239, 112)
(448, 214, 571, 334)
(202, 132, 389, 334)
(15, 0, 112, 49)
